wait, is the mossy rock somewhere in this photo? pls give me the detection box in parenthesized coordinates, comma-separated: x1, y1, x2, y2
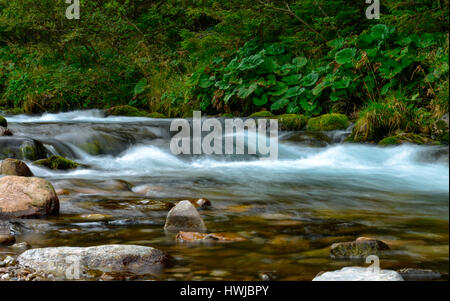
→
(0, 115, 7, 127)
(378, 133, 440, 146)
(0, 137, 47, 161)
(105, 105, 147, 117)
(33, 155, 80, 170)
(440, 131, 449, 145)
(276, 114, 308, 131)
(249, 111, 274, 118)
(221, 113, 234, 118)
(146, 112, 166, 118)
(307, 113, 350, 131)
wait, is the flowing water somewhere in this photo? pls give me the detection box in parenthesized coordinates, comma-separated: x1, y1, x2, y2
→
(1, 110, 449, 280)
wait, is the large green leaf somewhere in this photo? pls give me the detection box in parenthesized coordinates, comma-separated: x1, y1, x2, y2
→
(253, 94, 268, 106)
(237, 82, 258, 98)
(292, 57, 307, 68)
(335, 48, 356, 64)
(282, 74, 302, 85)
(268, 81, 288, 96)
(238, 54, 264, 71)
(270, 97, 289, 111)
(199, 74, 215, 88)
(285, 86, 305, 98)
(300, 72, 319, 87)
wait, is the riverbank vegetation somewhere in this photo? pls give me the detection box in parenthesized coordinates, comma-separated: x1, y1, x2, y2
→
(0, 0, 448, 143)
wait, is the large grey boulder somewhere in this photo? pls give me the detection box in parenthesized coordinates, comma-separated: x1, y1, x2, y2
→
(0, 176, 59, 218)
(313, 267, 404, 281)
(0, 158, 33, 177)
(17, 245, 171, 279)
(164, 200, 206, 232)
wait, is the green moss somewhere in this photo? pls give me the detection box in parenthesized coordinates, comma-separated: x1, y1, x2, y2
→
(378, 133, 439, 145)
(221, 113, 234, 118)
(105, 105, 147, 117)
(33, 155, 80, 170)
(0, 115, 7, 127)
(276, 114, 308, 131)
(440, 131, 449, 145)
(147, 112, 166, 118)
(307, 113, 349, 131)
(249, 111, 274, 118)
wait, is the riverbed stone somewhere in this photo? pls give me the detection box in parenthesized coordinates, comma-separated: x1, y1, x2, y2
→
(0, 137, 47, 161)
(190, 198, 212, 209)
(176, 231, 245, 242)
(164, 200, 206, 232)
(0, 115, 6, 127)
(16, 244, 171, 279)
(33, 155, 79, 170)
(397, 268, 442, 281)
(0, 176, 59, 218)
(0, 159, 33, 177)
(312, 267, 404, 281)
(330, 237, 390, 259)
(0, 126, 12, 136)
(0, 234, 15, 246)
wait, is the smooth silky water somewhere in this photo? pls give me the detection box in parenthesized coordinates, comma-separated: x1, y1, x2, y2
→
(2, 110, 449, 280)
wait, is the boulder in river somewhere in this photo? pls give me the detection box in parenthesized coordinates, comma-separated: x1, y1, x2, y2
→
(312, 267, 404, 281)
(330, 237, 390, 259)
(164, 200, 207, 232)
(17, 244, 171, 279)
(0, 115, 6, 127)
(190, 198, 212, 209)
(0, 126, 12, 136)
(0, 176, 59, 218)
(307, 113, 350, 131)
(0, 137, 47, 161)
(0, 158, 34, 177)
(176, 231, 245, 242)
(33, 155, 79, 170)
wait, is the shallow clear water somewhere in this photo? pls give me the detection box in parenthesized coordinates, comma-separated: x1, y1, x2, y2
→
(1, 110, 449, 280)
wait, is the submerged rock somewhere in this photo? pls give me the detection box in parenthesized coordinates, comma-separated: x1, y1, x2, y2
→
(33, 155, 79, 170)
(190, 198, 212, 209)
(16, 244, 171, 279)
(176, 231, 245, 243)
(0, 158, 33, 177)
(307, 113, 350, 131)
(0, 126, 12, 136)
(313, 267, 404, 281)
(0, 137, 47, 161)
(330, 237, 390, 259)
(398, 268, 442, 281)
(164, 200, 206, 232)
(282, 131, 331, 147)
(0, 176, 59, 218)
(0, 234, 15, 246)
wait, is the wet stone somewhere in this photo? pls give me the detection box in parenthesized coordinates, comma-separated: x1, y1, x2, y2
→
(164, 200, 206, 232)
(330, 237, 390, 259)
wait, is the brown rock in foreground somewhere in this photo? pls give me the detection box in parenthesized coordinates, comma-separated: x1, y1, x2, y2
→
(0, 158, 33, 177)
(330, 237, 390, 259)
(0, 176, 59, 218)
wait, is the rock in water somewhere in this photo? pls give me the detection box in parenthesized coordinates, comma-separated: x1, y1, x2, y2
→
(0, 176, 59, 218)
(33, 155, 79, 170)
(0, 137, 47, 161)
(0, 158, 34, 177)
(313, 267, 404, 281)
(0, 126, 12, 136)
(0, 220, 15, 246)
(398, 268, 442, 281)
(330, 237, 390, 259)
(164, 200, 207, 232)
(17, 245, 171, 279)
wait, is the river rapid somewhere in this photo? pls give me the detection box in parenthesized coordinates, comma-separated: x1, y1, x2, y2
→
(1, 110, 449, 280)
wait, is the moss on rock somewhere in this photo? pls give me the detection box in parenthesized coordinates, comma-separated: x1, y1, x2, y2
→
(378, 133, 440, 146)
(147, 112, 166, 118)
(0, 115, 7, 127)
(276, 114, 308, 131)
(440, 131, 449, 145)
(249, 111, 274, 118)
(33, 155, 79, 170)
(307, 113, 349, 131)
(105, 105, 147, 117)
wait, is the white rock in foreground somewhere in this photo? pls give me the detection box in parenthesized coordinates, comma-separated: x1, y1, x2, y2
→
(313, 267, 404, 281)
(17, 244, 171, 279)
